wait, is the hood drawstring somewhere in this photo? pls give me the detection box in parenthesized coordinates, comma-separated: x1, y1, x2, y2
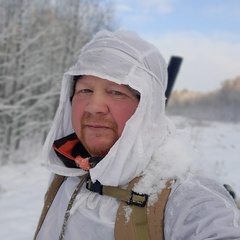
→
(59, 174, 89, 240)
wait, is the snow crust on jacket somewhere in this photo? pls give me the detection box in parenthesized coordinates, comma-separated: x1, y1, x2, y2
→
(164, 176, 240, 239)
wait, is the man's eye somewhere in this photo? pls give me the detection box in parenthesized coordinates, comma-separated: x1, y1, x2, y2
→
(110, 90, 124, 96)
(76, 89, 92, 94)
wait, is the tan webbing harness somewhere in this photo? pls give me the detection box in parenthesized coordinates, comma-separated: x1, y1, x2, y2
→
(34, 174, 171, 240)
(115, 179, 171, 240)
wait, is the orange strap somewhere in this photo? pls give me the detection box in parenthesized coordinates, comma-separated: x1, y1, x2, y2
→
(53, 140, 93, 170)
(53, 139, 79, 161)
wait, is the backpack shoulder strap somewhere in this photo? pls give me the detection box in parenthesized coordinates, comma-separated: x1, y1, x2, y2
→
(34, 174, 171, 240)
(115, 179, 171, 240)
(33, 174, 66, 240)
(147, 181, 171, 239)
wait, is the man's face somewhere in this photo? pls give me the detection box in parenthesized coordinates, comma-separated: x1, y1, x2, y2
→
(71, 75, 139, 156)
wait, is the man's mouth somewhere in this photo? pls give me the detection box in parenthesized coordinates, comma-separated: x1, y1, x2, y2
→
(83, 124, 112, 132)
(85, 124, 110, 129)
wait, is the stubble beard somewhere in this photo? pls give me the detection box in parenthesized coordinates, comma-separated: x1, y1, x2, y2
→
(80, 115, 119, 157)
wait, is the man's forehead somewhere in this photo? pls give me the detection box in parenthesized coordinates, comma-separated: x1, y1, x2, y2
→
(75, 75, 118, 85)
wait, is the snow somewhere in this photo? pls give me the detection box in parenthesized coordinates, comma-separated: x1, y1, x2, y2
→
(0, 160, 49, 240)
(0, 116, 239, 240)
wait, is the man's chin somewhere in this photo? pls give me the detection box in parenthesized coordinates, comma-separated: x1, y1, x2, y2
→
(84, 145, 110, 157)
(80, 131, 118, 156)
(82, 140, 115, 157)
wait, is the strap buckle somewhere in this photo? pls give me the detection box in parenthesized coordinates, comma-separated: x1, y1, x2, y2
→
(127, 191, 148, 207)
(86, 177, 149, 207)
(86, 178, 103, 195)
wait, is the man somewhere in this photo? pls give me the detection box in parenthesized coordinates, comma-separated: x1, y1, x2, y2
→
(35, 30, 240, 239)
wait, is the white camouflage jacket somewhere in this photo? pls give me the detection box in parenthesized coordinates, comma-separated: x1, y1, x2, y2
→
(36, 30, 240, 239)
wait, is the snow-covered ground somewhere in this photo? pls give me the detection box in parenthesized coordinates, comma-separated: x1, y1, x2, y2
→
(0, 116, 239, 240)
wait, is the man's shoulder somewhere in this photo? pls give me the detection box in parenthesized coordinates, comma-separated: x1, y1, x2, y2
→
(166, 175, 238, 218)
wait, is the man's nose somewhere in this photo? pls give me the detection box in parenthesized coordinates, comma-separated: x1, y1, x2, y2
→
(84, 93, 109, 115)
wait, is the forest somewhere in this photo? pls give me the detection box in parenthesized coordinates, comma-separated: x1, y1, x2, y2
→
(1, 0, 239, 165)
(167, 76, 240, 123)
(0, 0, 115, 164)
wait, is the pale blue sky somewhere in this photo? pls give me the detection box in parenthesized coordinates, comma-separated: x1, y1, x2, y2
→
(113, 0, 240, 91)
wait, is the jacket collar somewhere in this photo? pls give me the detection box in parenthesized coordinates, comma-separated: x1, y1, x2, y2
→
(53, 133, 91, 168)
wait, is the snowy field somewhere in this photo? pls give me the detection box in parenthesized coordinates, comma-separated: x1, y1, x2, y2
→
(0, 116, 239, 240)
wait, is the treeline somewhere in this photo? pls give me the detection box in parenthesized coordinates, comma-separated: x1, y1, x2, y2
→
(167, 76, 240, 123)
(0, 0, 115, 163)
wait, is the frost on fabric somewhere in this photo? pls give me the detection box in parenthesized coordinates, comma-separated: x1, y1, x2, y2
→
(123, 206, 132, 223)
(133, 130, 205, 206)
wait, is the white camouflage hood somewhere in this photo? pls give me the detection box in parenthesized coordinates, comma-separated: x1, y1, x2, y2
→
(43, 30, 182, 186)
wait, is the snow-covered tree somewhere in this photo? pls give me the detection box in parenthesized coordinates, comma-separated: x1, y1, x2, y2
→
(0, 0, 116, 163)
